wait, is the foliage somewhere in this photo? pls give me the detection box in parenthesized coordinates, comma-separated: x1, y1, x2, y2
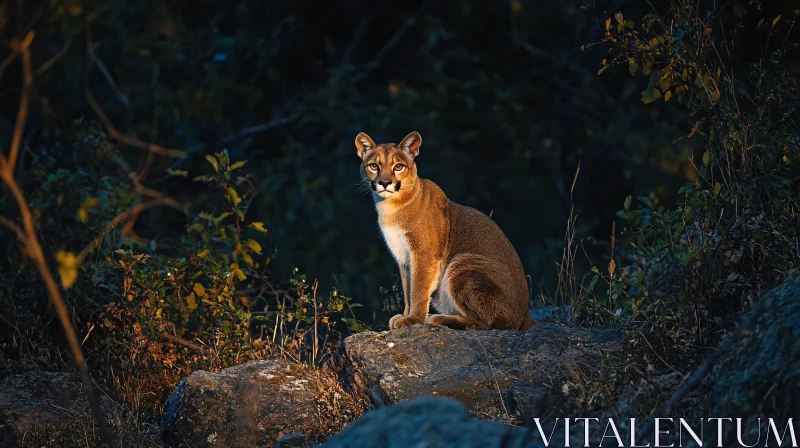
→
(571, 0, 800, 367)
(1, 124, 367, 426)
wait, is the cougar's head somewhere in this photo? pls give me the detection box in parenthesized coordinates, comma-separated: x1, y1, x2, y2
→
(355, 131, 422, 202)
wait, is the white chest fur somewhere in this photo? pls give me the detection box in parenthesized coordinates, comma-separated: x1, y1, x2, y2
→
(380, 225, 411, 266)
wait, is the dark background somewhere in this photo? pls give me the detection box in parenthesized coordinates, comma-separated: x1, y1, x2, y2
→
(2, 0, 795, 319)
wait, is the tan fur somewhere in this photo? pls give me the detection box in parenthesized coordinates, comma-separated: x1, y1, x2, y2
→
(355, 131, 536, 331)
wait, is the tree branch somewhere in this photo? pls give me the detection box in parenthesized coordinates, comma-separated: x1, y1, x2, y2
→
(350, 1, 432, 84)
(85, 30, 187, 158)
(0, 30, 117, 447)
(6, 32, 35, 173)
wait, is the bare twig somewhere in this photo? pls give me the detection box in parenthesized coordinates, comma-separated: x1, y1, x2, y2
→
(76, 199, 183, 262)
(33, 37, 73, 78)
(158, 332, 211, 356)
(87, 40, 131, 110)
(0, 46, 20, 84)
(6, 33, 35, 172)
(350, 0, 432, 84)
(0, 215, 25, 241)
(85, 85, 187, 158)
(474, 331, 511, 424)
(340, 15, 374, 67)
(85, 30, 187, 158)
(189, 117, 291, 152)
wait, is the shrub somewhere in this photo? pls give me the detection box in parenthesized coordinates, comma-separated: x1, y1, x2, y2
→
(570, 0, 800, 366)
(1, 123, 367, 423)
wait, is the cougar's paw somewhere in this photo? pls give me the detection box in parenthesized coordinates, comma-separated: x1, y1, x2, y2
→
(389, 315, 417, 329)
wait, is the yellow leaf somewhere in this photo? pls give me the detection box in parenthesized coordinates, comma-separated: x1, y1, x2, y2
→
(605, 18, 612, 32)
(242, 253, 254, 267)
(335, 303, 344, 312)
(702, 151, 711, 167)
(773, 15, 781, 26)
(227, 187, 241, 206)
(83, 197, 100, 208)
(230, 263, 246, 281)
(615, 12, 624, 24)
(193, 282, 206, 297)
(229, 161, 247, 171)
(322, 316, 330, 324)
(197, 248, 209, 258)
(156, 308, 162, 318)
(608, 259, 616, 276)
(664, 90, 672, 102)
(77, 208, 89, 223)
(205, 154, 219, 171)
(55, 251, 80, 289)
(246, 239, 262, 254)
(186, 292, 198, 311)
(249, 222, 268, 233)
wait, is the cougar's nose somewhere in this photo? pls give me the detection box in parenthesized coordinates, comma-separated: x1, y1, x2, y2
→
(378, 179, 392, 189)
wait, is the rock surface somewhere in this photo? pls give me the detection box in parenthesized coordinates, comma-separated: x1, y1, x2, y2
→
(0, 371, 116, 446)
(321, 395, 544, 448)
(160, 359, 363, 447)
(328, 322, 625, 425)
(711, 272, 800, 420)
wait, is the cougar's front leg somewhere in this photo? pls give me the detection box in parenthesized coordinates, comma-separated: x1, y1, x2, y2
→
(388, 264, 411, 329)
(390, 255, 440, 329)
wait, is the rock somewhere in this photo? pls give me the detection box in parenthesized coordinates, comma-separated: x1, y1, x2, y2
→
(0, 371, 116, 446)
(328, 323, 625, 425)
(320, 395, 544, 448)
(160, 359, 363, 447)
(711, 272, 800, 420)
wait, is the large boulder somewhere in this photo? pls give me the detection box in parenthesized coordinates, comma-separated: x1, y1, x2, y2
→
(328, 323, 625, 425)
(0, 371, 117, 447)
(321, 395, 545, 448)
(159, 359, 364, 447)
(710, 272, 800, 435)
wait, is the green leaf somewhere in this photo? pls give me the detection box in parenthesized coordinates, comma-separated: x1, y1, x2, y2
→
(624, 195, 632, 210)
(702, 151, 711, 167)
(167, 170, 188, 177)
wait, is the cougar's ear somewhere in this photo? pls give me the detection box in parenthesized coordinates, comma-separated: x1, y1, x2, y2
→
(399, 131, 422, 158)
(355, 132, 376, 159)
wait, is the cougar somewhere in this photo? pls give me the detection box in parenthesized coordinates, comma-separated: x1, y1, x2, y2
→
(355, 131, 535, 331)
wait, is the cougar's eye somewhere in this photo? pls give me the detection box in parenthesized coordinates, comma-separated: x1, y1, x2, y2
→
(393, 163, 405, 172)
(368, 163, 379, 171)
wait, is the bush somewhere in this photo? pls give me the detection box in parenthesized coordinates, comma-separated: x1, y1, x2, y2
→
(1, 123, 367, 425)
(568, 0, 800, 367)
